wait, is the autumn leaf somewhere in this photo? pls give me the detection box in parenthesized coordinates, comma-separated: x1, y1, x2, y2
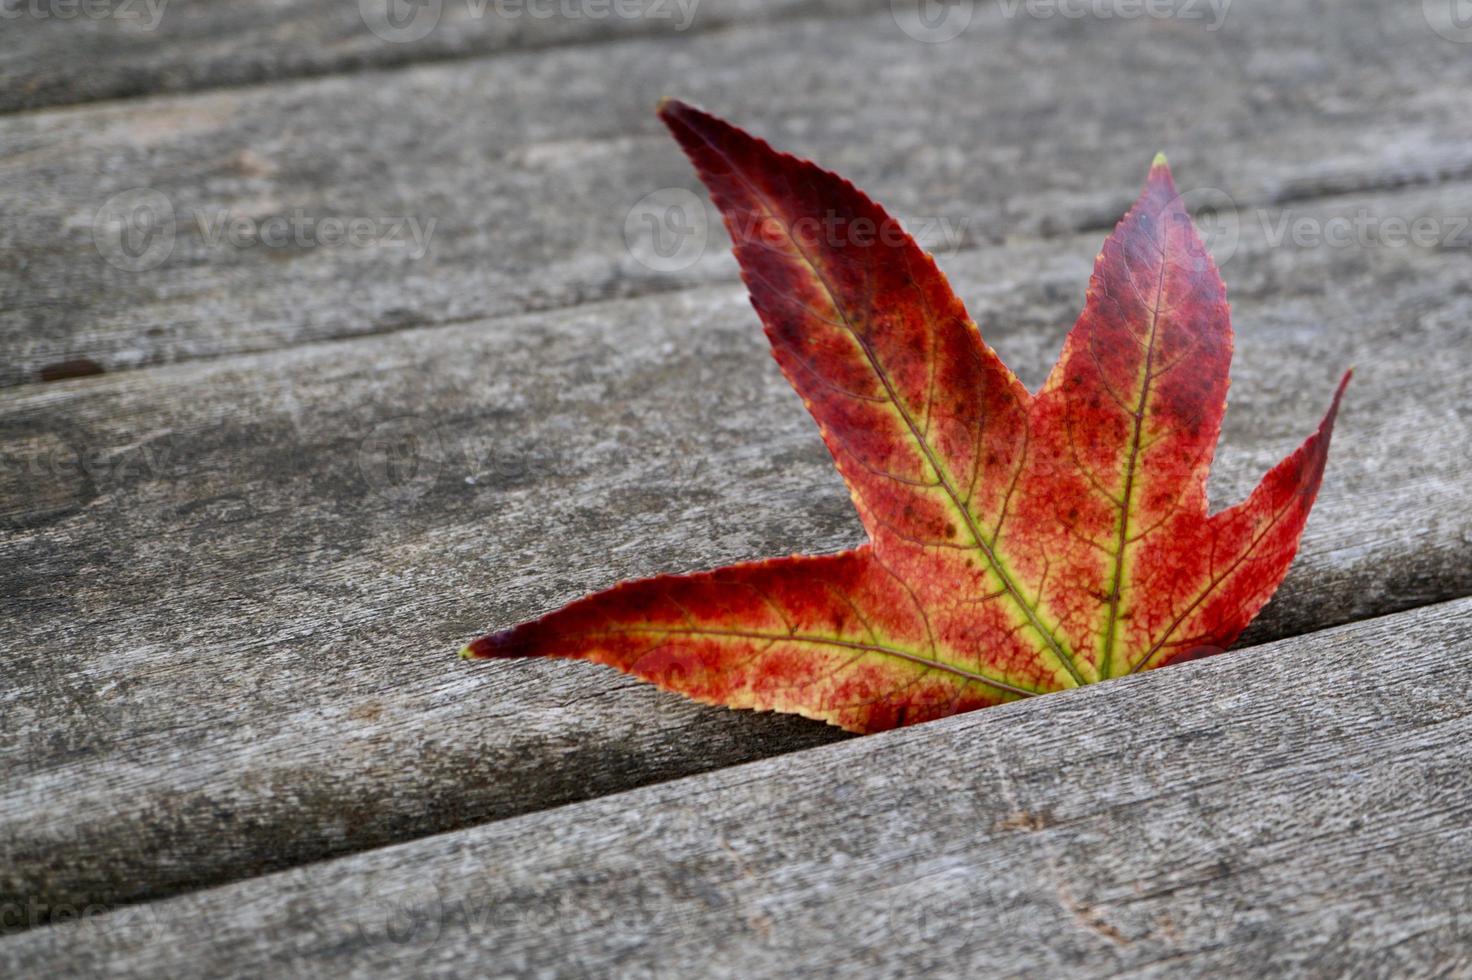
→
(462, 100, 1350, 734)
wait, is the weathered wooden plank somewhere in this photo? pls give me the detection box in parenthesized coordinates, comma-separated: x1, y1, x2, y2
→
(4, 598, 1469, 976)
(3, 182, 1470, 922)
(4, 0, 1471, 387)
(0, 0, 875, 115)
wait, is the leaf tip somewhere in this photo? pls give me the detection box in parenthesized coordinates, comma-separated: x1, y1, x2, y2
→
(1144, 152, 1177, 197)
(460, 633, 506, 659)
(1328, 367, 1353, 418)
(656, 97, 695, 123)
(462, 625, 543, 659)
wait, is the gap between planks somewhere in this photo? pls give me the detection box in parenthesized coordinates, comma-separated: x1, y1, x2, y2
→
(10, 168, 1472, 397)
(2, 596, 1469, 974)
(0, 1, 889, 118)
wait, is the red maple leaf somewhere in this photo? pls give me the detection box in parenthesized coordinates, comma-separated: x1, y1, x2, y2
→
(463, 101, 1350, 734)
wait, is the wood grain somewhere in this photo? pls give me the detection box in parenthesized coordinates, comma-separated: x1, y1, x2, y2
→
(5, 598, 1469, 976)
(0, 0, 876, 114)
(3, 182, 1470, 921)
(4, 0, 1471, 387)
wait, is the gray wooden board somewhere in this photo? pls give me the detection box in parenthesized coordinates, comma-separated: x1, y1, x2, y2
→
(4, 598, 1470, 977)
(3, 182, 1471, 921)
(4, 0, 1472, 387)
(0, 0, 879, 115)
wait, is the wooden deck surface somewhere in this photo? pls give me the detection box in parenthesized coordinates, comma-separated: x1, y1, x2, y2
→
(3, 0, 1470, 975)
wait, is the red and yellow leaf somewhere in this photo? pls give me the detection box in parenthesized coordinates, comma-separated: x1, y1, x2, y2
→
(463, 101, 1349, 734)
